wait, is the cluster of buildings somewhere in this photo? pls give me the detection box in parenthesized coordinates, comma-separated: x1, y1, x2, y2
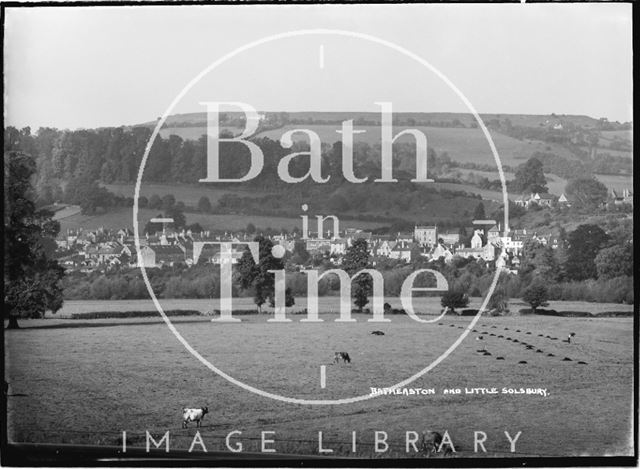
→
(55, 219, 563, 274)
(514, 188, 633, 210)
(55, 226, 251, 272)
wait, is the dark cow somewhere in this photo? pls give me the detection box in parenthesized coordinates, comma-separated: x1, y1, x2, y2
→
(334, 352, 351, 364)
(421, 430, 452, 456)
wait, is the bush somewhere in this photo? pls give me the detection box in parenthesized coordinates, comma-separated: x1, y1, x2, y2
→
(518, 309, 632, 318)
(70, 310, 202, 319)
(210, 309, 261, 316)
(522, 283, 549, 312)
(537, 310, 591, 317)
(441, 290, 469, 313)
(459, 309, 478, 316)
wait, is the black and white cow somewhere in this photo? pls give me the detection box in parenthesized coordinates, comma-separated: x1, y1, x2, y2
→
(334, 352, 351, 364)
(182, 406, 208, 428)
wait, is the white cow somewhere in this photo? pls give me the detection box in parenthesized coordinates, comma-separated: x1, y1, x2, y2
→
(182, 406, 208, 428)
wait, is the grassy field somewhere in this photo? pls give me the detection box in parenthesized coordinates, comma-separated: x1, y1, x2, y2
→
(254, 125, 580, 168)
(150, 124, 579, 168)
(5, 308, 634, 458)
(447, 168, 632, 197)
(57, 207, 387, 233)
(49, 298, 634, 319)
(104, 183, 270, 208)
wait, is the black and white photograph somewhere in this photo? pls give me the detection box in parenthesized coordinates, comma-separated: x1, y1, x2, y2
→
(2, 2, 636, 466)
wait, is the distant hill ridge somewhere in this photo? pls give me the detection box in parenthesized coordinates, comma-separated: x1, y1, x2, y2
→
(137, 111, 608, 129)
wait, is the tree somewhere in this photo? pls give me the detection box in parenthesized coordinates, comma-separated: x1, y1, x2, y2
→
(440, 289, 469, 314)
(268, 287, 295, 308)
(144, 214, 164, 235)
(246, 223, 256, 235)
(148, 194, 162, 209)
(343, 239, 372, 312)
(187, 222, 204, 233)
(197, 196, 212, 213)
(565, 177, 608, 209)
(565, 224, 609, 281)
(161, 193, 176, 211)
(4, 152, 65, 328)
(513, 157, 548, 194)
(473, 202, 486, 220)
(519, 239, 559, 282)
(522, 282, 548, 313)
(165, 206, 186, 230)
(79, 181, 113, 215)
(488, 288, 509, 315)
(237, 236, 285, 312)
(595, 242, 633, 279)
(291, 240, 310, 265)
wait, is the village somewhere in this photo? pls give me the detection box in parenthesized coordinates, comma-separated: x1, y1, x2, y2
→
(54, 217, 564, 275)
(52, 181, 635, 279)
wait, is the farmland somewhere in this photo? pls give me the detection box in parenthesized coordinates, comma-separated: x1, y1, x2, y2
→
(105, 183, 269, 208)
(49, 297, 635, 319)
(57, 206, 388, 233)
(180, 124, 578, 168)
(447, 168, 632, 197)
(5, 306, 634, 458)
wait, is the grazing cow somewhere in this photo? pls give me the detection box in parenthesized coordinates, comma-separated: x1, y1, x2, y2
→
(182, 406, 208, 428)
(421, 430, 452, 455)
(334, 352, 351, 364)
(370, 331, 385, 336)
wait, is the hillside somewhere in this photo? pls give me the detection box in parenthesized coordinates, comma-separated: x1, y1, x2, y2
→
(138, 111, 632, 173)
(100, 182, 494, 231)
(139, 111, 608, 130)
(154, 124, 580, 168)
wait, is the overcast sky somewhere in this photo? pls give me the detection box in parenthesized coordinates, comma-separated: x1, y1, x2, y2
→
(3, 3, 633, 130)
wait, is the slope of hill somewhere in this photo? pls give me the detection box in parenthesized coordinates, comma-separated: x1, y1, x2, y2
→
(138, 111, 628, 170)
(148, 123, 582, 169)
(139, 111, 606, 129)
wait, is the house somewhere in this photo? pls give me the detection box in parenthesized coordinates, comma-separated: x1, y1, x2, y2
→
(454, 243, 496, 262)
(487, 225, 501, 243)
(305, 238, 331, 254)
(531, 192, 556, 208)
(352, 231, 373, 242)
(558, 193, 571, 206)
(514, 192, 557, 209)
(610, 188, 633, 206)
(139, 245, 157, 268)
(330, 238, 348, 256)
(414, 225, 437, 247)
(139, 245, 186, 268)
(431, 243, 453, 263)
(375, 240, 395, 258)
(393, 232, 411, 243)
(514, 195, 528, 207)
(470, 230, 483, 249)
(389, 241, 412, 263)
(502, 229, 528, 255)
(438, 231, 460, 246)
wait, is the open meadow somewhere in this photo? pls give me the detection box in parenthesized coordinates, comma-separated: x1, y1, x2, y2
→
(57, 207, 387, 233)
(49, 297, 635, 318)
(152, 120, 585, 167)
(253, 125, 580, 168)
(5, 300, 634, 458)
